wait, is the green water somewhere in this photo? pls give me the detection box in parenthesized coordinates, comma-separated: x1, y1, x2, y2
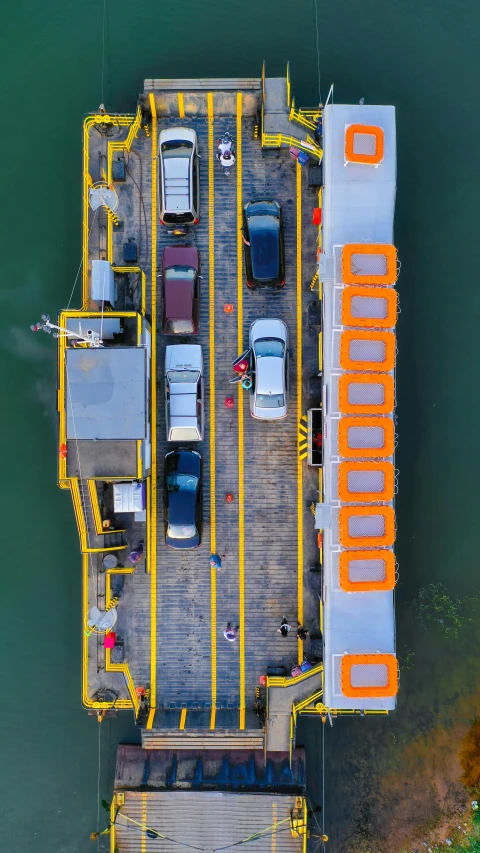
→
(0, 1, 478, 850)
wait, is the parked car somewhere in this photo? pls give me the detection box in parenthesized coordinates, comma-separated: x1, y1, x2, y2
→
(158, 127, 200, 228)
(242, 200, 285, 289)
(164, 449, 202, 549)
(161, 246, 200, 334)
(165, 344, 204, 441)
(248, 318, 289, 419)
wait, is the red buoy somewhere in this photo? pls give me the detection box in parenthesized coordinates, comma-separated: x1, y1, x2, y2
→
(225, 397, 234, 408)
(225, 493, 234, 502)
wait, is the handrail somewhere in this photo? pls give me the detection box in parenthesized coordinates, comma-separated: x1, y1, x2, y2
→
(289, 107, 318, 132)
(87, 479, 126, 536)
(81, 556, 132, 711)
(262, 130, 323, 161)
(70, 479, 125, 553)
(105, 569, 141, 715)
(266, 661, 323, 688)
(286, 62, 291, 107)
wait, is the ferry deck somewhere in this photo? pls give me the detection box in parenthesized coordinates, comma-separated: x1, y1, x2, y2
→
(53, 66, 399, 849)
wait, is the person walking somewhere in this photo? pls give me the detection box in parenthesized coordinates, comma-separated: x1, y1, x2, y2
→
(277, 618, 291, 638)
(223, 623, 239, 642)
(296, 623, 310, 641)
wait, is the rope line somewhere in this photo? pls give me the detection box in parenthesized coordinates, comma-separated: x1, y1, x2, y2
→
(66, 209, 98, 309)
(101, 0, 107, 106)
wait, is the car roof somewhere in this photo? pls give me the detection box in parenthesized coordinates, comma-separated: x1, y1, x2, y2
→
(164, 280, 194, 321)
(163, 246, 199, 268)
(250, 318, 287, 343)
(248, 217, 280, 280)
(160, 127, 197, 145)
(256, 357, 284, 395)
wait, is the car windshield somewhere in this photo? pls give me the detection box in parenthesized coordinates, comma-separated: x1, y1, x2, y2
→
(256, 393, 285, 408)
(167, 523, 198, 539)
(166, 473, 198, 492)
(167, 370, 199, 384)
(164, 265, 195, 282)
(254, 337, 284, 358)
(166, 320, 195, 334)
(161, 141, 193, 158)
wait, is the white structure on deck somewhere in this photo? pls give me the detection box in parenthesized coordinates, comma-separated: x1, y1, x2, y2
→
(321, 104, 399, 711)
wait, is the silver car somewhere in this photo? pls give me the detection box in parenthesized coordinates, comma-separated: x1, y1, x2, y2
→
(165, 344, 204, 441)
(249, 318, 289, 420)
(158, 127, 200, 228)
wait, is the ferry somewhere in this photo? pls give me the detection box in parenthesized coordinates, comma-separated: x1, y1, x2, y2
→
(38, 64, 399, 850)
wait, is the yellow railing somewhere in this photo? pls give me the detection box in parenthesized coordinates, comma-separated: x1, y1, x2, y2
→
(87, 479, 126, 536)
(293, 688, 324, 725)
(262, 130, 323, 161)
(261, 61, 265, 103)
(286, 61, 291, 107)
(70, 479, 125, 553)
(81, 557, 134, 711)
(266, 662, 323, 688)
(105, 563, 141, 715)
(289, 105, 322, 132)
(107, 106, 143, 263)
(147, 90, 158, 729)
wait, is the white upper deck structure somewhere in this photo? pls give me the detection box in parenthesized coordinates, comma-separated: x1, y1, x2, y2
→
(321, 103, 398, 711)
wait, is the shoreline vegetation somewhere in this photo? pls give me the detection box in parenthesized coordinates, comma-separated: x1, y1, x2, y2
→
(323, 585, 480, 853)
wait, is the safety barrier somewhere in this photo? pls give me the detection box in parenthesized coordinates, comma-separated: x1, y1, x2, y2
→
(340, 653, 398, 698)
(345, 124, 384, 166)
(338, 416, 395, 459)
(87, 479, 126, 536)
(338, 373, 395, 415)
(262, 130, 323, 161)
(339, 549, 396, 592)
(71, 479, 125, 553)
(341, 286, 398, 329)
(340, 329, 396, 373)
(338, 460, 394, 503)
(341, 243, 398, 285)
(338, 505, 395, 548)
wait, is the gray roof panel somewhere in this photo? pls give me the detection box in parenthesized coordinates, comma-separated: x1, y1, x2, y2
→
(65, 347, 147, 440)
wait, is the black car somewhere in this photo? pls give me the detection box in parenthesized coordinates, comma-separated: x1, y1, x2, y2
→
(243, 200, 285, 289)
(164, 450, 202, 549)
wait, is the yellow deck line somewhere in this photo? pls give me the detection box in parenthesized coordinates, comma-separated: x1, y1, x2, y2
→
(236, 92, 246, 730)
(208, 92, 217, 731)
(179, 707, 187, 729)
(178, 92, 185, 118)
(296, 161, 304, 665)
(141, 793, 147, 853)
(147, 92, 157, 729)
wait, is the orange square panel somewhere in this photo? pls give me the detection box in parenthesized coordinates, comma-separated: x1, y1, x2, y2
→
(345, 124, 384, 165)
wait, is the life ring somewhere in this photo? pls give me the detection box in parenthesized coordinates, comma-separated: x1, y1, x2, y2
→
(241, 377, 252, 390)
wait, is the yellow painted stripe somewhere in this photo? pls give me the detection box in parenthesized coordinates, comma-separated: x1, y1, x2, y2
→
(296, 161, 304, 665)
(141, 792, 147, 853)
(236, 92, 246, 730)
(178, 92, 185, 118)
(208, 92, 217, 731)
(271, 802, 278, 853)
(147, 92, 157, 726)
(318, 331, 323, 372)
(179, 707, 187, 729)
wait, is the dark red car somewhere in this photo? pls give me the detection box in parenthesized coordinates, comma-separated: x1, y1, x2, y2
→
(161, 246, 200, 334)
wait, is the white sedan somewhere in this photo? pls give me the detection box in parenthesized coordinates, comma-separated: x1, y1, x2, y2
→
(248, 318, 289, 420)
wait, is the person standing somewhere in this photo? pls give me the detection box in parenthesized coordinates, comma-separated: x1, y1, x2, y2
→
(277, 618, 291, 638)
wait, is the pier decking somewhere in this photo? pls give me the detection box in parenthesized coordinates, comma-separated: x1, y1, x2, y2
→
(63, 76, 322, 735)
